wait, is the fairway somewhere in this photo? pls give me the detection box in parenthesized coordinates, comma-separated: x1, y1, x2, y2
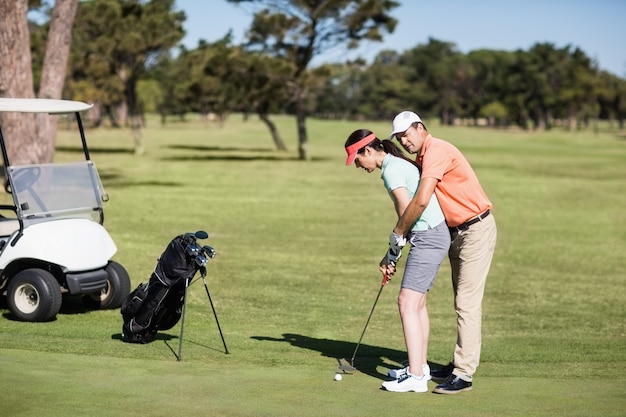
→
(0, 114, 625, 416)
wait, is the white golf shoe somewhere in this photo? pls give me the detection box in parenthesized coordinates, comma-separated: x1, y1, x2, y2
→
(387, 363, 431, 380)
(381, 369, 429, 393)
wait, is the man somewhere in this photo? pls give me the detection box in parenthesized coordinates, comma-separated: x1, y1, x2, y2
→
(383, 110, 497, 394)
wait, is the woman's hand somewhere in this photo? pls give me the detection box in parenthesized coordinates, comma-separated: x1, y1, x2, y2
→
(379, 255, 397, 278)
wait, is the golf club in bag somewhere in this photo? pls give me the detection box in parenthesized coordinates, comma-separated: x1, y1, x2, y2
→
(120, 231, 228, 358)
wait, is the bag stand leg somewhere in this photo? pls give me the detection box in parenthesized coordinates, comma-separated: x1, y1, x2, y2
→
(202, 275, 229, 354)
(176, 274, 229, 361)
(176, 277, 191, 361)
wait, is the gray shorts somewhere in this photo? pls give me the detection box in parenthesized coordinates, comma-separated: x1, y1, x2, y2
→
(401, 221, 451, 294)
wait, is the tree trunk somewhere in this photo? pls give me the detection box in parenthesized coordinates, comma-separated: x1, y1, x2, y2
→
(122, 73, 144, 154)
(36, 0, 79, 163)
(258, 111, 287, 151)
(566, 103, 576, 131)
(89, 103, 103, 127)
(115, 101, 127, 127)
(0, 0, 37, 164)
(256, 101, 287, 151)
(294, 92, 309, 160)
(544, 109, 552, 130)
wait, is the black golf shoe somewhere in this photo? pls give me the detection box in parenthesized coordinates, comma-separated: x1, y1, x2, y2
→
(430, 362, 454, 382)
(432, 374, 473, 394)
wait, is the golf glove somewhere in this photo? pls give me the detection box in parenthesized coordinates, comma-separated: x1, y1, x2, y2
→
(385, 247, 402, 266)
(388, 232, 407, 252)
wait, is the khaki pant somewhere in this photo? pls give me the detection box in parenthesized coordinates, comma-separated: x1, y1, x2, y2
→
(448, 214, 497, 380)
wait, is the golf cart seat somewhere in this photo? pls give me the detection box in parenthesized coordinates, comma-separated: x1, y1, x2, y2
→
(0, 205, 19, 237)
(0, 218, 19, 237)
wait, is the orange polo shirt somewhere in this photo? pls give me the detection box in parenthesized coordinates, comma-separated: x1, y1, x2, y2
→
(417, 134, 492, 228)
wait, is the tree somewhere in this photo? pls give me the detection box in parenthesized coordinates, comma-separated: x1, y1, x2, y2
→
(0, 0, 78, 164)
(230, 50, 294, 150)
(312, 60, 365, 120)
(399, 38, 463, 125)
(0, 0, 35, 164)
(70, 0, 185, 153)
(202, 39, 294, 150)
(479, 101, 508, 127)
(603, 74, 626, 129)
(358, 51, 413, 120)
(464, 49, 515, 126)
(149, 48, 195, 123)
(36, 0, 80, 161)
(228, 0, 398, 160)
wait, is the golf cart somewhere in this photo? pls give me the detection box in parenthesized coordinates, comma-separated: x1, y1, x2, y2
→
(0, 98, 130, 322)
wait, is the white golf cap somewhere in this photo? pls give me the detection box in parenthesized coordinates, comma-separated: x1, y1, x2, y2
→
(390, 111, 422, 138)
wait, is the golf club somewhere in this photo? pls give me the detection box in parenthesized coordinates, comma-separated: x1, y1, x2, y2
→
(349, 273, 390, 369)
(189, 230, 209, 240)
(202, 245, 216, 259)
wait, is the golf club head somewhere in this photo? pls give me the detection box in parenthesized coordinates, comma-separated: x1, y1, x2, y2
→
(184, 231, 208, 241)
(185, 242, 200, 256)
(194, 253, 208, 267)
(195, 231, 209, 239)
(337, 364, 356, 374)
(336, 358, 356, 374)
(202, 245, 216, 258)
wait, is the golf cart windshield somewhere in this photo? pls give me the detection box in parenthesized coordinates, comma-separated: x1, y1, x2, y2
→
(7, 161, 107, 227)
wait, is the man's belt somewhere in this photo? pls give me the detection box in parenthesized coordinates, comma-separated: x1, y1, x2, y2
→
(451, 209, 491, 232)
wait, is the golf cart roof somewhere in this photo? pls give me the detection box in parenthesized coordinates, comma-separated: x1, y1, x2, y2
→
(0, 98, 93, 114)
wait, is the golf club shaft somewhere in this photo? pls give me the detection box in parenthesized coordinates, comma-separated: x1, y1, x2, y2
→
(350, 274, 389, 367)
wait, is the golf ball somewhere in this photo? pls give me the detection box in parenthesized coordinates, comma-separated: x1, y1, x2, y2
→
(334, 373, 342, 381)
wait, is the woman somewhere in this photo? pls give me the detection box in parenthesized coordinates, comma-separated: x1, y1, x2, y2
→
(344, 129, 450, 393)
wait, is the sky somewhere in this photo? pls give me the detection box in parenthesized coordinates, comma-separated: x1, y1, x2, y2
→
(174, 0, 626, 77)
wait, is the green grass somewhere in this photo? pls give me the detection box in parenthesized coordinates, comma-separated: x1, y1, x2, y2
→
(1, 115, 625, 416)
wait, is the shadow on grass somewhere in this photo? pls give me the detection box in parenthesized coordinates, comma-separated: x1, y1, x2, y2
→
(0, 296, 91, 321)
(109, 331, 228, 361)
(251, 333, 428, 381)
(98, 171, 181, 188)
(162, 154, 331, 163)
(56, 146, 134, 154)
(1, 310, 58, 322)
(110, 332, 176, 342)
(0, 295, 86, 322)
(103, 179, 182, 188)
(168, 144, 276, 153)
(59, 295, 90, 315)
(110, 331, 179, 361)
(163, 144, 331, 162)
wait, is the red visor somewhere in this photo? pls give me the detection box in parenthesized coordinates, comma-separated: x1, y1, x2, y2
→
(345, 133, 375, 165)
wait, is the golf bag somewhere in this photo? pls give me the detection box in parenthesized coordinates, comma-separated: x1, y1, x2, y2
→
(121, 232, 212, 344)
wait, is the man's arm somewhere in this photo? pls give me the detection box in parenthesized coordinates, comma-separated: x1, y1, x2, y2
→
(392, 177, 439, 236)
(380, 177, 440, 276)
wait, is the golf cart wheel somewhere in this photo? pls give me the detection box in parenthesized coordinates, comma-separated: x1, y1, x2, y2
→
(82, 261, 131, 310)
(7, 268, 62, 322)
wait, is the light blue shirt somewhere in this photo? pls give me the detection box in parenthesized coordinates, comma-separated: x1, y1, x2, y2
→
(381, 154, 445, 232)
